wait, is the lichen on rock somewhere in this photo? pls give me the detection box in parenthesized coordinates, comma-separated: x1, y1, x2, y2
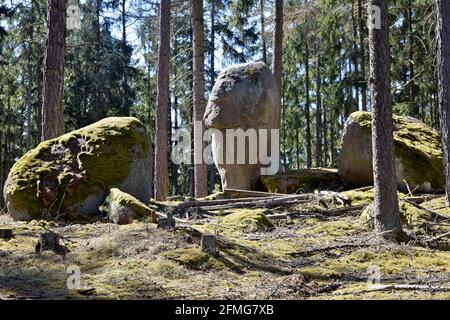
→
(3, 117, 152, 220)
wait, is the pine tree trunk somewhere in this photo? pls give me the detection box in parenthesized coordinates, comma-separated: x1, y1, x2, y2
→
(315, 54, 322, 168)
(368, 0, 401, 238)
(189, 9, 195, 197)
(154, 0, 171, 201)
(272, 0, 283, 129)
(208, 0, 216, 193)
(172, 95, 179, 195)
(323, 101, 328, 167)
(407, 0, 415, 107)
(193, 0, 207, 198)
(305, 40, 312, 168)
(121, 0, 130, 116)
(41, 0, 67, 141)
(260, 0, 267, 64)
(358, 0, 367, 111)
(436, 0, 450, 205)
(351, 1, 360, 111)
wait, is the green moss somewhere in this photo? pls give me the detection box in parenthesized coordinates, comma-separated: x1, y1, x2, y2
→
(106, 188, 152, 217)
(349, 111, 372, 130)
(219, 209, 274, 232)
(349, 111, 444, 189)
(244, 67, 259, 84)
(342, 188, 374, 205)
(360, 201, 432, 228)
(162, 248, 221, 270)
(6, 117, 149, 219)
(300, 247, 450, 280)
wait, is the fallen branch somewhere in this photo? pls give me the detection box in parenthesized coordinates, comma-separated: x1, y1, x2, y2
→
(348, 284, 450, 294)
(223, 188, 284, 198)
(267, 204, 367, 220)
(200, 194, 315, 211)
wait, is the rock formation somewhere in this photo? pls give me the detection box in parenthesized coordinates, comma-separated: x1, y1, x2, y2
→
(204, 61, 280, 190)
(3, 117, 152, 220)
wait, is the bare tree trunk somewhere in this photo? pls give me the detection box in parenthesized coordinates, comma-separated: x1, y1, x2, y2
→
(368, 0, 401, 238)
(315, 54, 322, 168)
(193, 0, 207, 198)
(208, 0, 217, 194)
(41, 0, 67, 141)
(358, 0, 367, 111)
(323, 101, 328, 167)
(351, 1, 360, 111)
(260, 0, 267, 64)
(272, 0, 283, 129)
(305, 40, 312, 168)
(188, 8, 195, 197)
(436, 0, 450, 206)
(154, 0, 171, 201)
(407, 0, 416, 108)
(25, 43, 33, 149)
(172, 95, 179, 195)
(330, 108, 336, 165)
(121, 0, 130, 116)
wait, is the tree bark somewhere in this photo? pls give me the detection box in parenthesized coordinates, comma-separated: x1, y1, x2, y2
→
(358, 0, 367, 111)
(121, 0, 130, 116)
(41, 0, 67, 141)
(193, 0, 207, 198)
(368, 0, 401, 238)
(436, 0, 450, 205)
(272, 0, 283, 129)
(260, 0, 267, 64)
(154, 0, 171, 201)
(208, 0, 216, 194)
(315, 54, 322, 167)
(323, 100, 328, 167)
(305, 40, 312, 168)
(407, 0, 416, 108)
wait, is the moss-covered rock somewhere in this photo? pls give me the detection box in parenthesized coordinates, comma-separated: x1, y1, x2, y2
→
(3, 117, 152, 220)
(103, 188, 153, 224)
(261, 168, 344, 194)
(219, 209, 274, 232)
(338, 111, 444, 192)
(162, 248, 220, 270)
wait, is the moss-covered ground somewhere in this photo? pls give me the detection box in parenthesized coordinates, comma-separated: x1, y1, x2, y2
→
(0, 188, 449, 300)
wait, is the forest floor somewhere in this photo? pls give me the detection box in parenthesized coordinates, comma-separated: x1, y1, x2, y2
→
(0, 188, 449, 300)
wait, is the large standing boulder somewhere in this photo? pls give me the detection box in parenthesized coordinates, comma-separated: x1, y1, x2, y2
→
(338, 111, 444, 192)
(203, 61, 280, 190)
(3, 117, 152, 220)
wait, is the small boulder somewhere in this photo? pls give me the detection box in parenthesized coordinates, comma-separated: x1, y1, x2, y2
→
(103, 188, 153, 225)
(3, 117, 152, 220)
(204, 61, 281, 191)
(338, 111, 444, 192)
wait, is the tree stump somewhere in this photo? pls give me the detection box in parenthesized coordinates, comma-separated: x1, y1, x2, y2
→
(0, 229, 13, 240)
(157, 218, 176, 230)
(35, 231, 68, 256)
(201, 234, 218, 255)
